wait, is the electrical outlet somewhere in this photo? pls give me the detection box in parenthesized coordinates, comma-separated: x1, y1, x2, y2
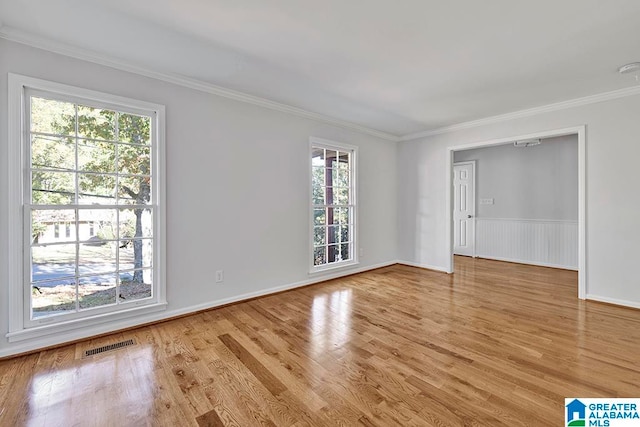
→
(215, 270, 224, 283)
(359, 247, 364, 257)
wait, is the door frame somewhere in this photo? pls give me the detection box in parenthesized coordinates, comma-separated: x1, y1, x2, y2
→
(452, 161, 476, 257)
(445, 125, 586, 299)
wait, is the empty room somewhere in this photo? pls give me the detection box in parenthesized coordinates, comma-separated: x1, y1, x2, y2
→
(1, 1, 640, 426)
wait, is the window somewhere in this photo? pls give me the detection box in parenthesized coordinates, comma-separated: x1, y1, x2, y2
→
(7, 74, 166, 339)
(310, 138, 357, 272)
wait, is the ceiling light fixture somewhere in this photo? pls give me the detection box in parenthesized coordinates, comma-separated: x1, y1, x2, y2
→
(513, 139, 541, 148)
(618, 62, 640, 81)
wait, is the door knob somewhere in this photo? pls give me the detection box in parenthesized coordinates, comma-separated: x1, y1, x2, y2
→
(467, 215, 473, 218)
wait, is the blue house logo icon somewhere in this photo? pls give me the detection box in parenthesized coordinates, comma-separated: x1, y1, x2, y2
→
(566, 399, 586, 426)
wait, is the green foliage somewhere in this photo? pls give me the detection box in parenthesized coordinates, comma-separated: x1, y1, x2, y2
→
(30, 97, 151, 206)
(311, 148, 352, 265)
(30, 96, 153, 284)
(31, 221, 47, 243)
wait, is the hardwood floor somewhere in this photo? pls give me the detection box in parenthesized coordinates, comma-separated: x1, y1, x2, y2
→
(2, 256, 640, 426)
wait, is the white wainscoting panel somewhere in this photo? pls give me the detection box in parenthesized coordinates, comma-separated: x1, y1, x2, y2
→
(475, 218, 578, 270)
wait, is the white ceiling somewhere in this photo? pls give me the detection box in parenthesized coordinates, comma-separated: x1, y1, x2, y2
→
(2, 0, 640, 137)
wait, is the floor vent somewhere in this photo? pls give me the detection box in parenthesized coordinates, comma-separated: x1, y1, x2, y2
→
(83, 339, 136, 358)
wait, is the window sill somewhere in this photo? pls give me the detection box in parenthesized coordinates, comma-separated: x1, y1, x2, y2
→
(309, 260, 360, 276)
(6, 301, 167, 343)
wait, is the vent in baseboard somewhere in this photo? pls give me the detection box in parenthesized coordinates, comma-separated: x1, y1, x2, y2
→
(83, 339, 136, 358)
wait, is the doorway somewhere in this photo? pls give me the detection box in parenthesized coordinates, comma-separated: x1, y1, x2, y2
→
(445, 126, 586, 299)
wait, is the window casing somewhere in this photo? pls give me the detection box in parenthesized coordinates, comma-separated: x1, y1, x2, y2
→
(310, 138, 357, 272)
(7, 74, 166, 340)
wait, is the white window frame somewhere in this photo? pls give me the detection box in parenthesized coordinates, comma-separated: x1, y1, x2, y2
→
(309, 137, 358, 273)
(7, 74, 167, 342)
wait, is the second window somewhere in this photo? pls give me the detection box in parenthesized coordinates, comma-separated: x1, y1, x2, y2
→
(311, 139, 357, 271)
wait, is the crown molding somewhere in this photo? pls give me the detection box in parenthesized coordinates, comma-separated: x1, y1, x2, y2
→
(0, 25, 400, 142)
(6, 25, 640, 144)
(400, 84, 640, 142)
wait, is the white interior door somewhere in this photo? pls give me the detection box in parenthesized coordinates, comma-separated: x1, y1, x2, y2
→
(453, 162, 475, 256)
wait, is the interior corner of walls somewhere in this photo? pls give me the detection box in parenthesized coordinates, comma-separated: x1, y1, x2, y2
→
(396, 260, 449, 274)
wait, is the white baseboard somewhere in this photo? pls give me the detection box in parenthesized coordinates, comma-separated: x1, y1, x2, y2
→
(396, 260, 450, 274)
(586, 294, 640, 310)
(475, 255, 578, 271)
(156, 260, 398, 320)
(0, 260, 397, 358)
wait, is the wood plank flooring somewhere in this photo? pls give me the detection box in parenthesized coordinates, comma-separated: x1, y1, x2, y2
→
(2, 256, 640, 426)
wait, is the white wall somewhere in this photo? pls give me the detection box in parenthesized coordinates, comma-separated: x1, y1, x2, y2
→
(453, 135, 578, 220)
(398, 92, 640, 307)
(0, 39, 398, 356)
